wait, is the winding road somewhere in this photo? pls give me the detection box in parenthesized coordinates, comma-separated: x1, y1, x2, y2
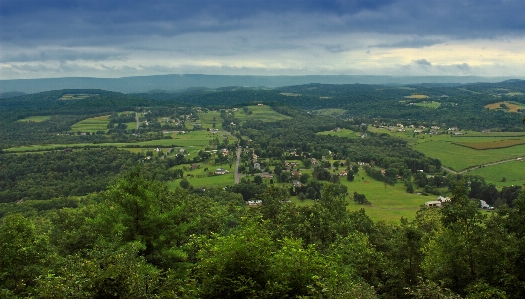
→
(234, 147, 242, 184)
(135, 112, 139, 130)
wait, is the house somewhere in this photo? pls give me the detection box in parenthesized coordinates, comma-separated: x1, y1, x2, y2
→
(221, 148, 229, 156)
(214, 168, 229, 175)
(333, 127, 341, 132)
(259, 172, 274, 179)
(258, 103, 264, 106)
(247, 200, 262, 206)
(454, 132, 464, 135)
(425, 201, 442, 208)
(360, 133, 367, 138)
(339, 170, 348, 176)
(311, 158, 319, 166)
(254, 163, 261, 170)
(292, 180, 302, 188)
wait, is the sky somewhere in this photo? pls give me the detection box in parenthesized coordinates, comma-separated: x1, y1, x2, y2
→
(1, 0, 525, 79)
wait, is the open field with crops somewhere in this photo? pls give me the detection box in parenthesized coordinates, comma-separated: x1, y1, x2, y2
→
(71, 115, 110, 132)
(197, 111, 224, 129)
(484, 101, 525, 112)
(414, 101, 441, 108)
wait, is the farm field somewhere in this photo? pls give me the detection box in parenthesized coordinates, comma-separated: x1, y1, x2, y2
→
(16, 116, 52, 122)
(453, 139, 525, 150)
(233, 105, 291, 122)
(467, 160, 525, 188)
(317, 128, 361, 138)
(412, 138, 525, 171)
(4, 132, 221, 153)
(168, 163, 236, 189)
(404, 94, 429, 99)
(197, 111, 224, 129)
(484, 101, 525, 112)
(71, 115, 110, 132)
(413, 101, 441, 108)
(341, 171, 430, 221)
(312, 108, 347, 116)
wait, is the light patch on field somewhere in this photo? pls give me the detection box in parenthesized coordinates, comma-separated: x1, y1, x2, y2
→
(59, 94, 97, 100)
(506, 92, 524, 96)
(404, 94, 429, 99)
(280, 92, 301, 97)
(484, 101, 524, 112)
(71, 115, 110, 132)
(313, 108, 347, 116)
(16, 116, 51, 122)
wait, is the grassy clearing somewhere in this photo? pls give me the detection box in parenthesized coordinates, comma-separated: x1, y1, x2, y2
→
(167, 162, 236, 189)
(313, 108, 347, 116)
(404, 95, 429, 99)
(234, 105, 291, 122)
(317, 129, 361, 138)
(454, 139, 525, 150)
(71, 115, 110, 132)
(414, 101, 441, 108)
(16, 116, 52, 122)
(467, 160, 525, 188)
(484, 101, 524, 112)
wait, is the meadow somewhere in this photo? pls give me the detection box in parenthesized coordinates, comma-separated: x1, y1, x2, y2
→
(197, 111, 224, 129)
(413, 101, 441, 108)
(484, 101, 524, 112)
(453, 139, 525, 150)
(71, 115, 110, 132)
(467, 160, 525, 188)
(16, 116, 52, 122)
(317, 128, 361, 138)
(233, 105, 291, 122)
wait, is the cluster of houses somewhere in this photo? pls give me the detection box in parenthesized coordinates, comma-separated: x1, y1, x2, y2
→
(425, 196, 451, 207)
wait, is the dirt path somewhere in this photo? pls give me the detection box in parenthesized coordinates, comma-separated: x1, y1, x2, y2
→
(442, 157, 524, 175)
(234, 147, 242, 184)
(135, 112, 139, 130)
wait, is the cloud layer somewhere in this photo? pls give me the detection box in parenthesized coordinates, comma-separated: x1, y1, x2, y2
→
(1, 0, 525, 79)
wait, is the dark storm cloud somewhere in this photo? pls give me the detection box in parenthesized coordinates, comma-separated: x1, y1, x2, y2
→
(413, 59, 432, 66)
(1, 0, 524, 47)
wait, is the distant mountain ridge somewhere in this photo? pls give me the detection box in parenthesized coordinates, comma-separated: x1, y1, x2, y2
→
(1, 74, 521, 94)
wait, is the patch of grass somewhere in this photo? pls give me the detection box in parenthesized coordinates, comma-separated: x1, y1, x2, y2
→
(313, 108, 347, 116)
(71, 115, 110, 132)
(16, 116, 52, 122)
(234, 105, 291, 122)
(414, 101, 441, 108)
(197, 111, 224, 129)
(317, 129, 361, 138)
(454, 139, 525, 150)
(467, 160, 525, 188)
(404, 94, 430, 99)
(413, 138, 525, 171)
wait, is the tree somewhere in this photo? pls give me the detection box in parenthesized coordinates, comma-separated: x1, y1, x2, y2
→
(346, 169, 355, 181)
(353, 192, 369, 205)
(179, 178, 190, 189)
(405, 180, 415, 193)
(253, 175, 263, 185)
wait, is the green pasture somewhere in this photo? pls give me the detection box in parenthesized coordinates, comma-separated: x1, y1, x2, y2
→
(168, 162, 236, 189)
(16, 116, 52, 122)
(317, 129, 361, 138)
(71, 115, 110, 132)
(197, 111, 224, 129)
(412, 137, 525, 171)
(312, 108, 347, 116)
(466, 160, 525, 188)
(340, 171, 429, 221)
(234, 105, 291, 122)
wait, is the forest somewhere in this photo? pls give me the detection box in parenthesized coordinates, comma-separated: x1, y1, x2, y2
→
(1, 80, 525, 298)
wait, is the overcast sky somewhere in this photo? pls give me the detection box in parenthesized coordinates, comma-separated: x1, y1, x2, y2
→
(1, 0, 525, 79)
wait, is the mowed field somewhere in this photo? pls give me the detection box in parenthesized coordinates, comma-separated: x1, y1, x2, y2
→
(317, 128, 362, 138)
(16, 116, 52, 122)
(197, 111, 224, 129)
(413, 138, 525, 171)
(467, 160, 525, 188)
(71, 115, 110, 132)
(234, 105, 291, 122)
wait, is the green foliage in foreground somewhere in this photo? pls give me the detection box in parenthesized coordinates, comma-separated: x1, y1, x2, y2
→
(1, 170, 525, 298)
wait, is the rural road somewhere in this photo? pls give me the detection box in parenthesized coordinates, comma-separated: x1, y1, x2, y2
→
(234, 147, 242, 184)
(442, 157, 524, 175)
(135, 112, 139, 130)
